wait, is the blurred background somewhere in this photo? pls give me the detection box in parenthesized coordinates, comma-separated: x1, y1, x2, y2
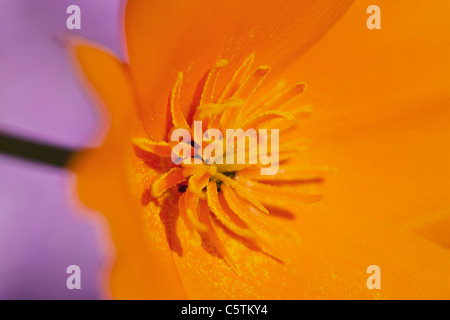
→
(0, 0, 125, 299)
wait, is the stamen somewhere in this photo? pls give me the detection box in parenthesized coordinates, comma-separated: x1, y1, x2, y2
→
(256, 82, 306, 114)
(197, 200, 239, 274)
(217, 53, 255, 103)
(151, 167, 187, 198)
(236, 176, 323, 206)
(200, 59, 229, 105)
(214, 172, 269, 214)
(239, 110, 295, 130)
(262, 105, 312, 132)
(234, 65, 270, 101)
(195, 97, 245, 120)
(221, 185, 278, 237)
(238, 165, 334, 182)
(206, 180, 256, 240)
(132, 138, 173, 157)
(170, 72, 190, 130)
(180, 192, 208, 233)
(187, 172, 210, 199)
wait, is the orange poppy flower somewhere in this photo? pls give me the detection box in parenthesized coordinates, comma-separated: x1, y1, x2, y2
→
(70, 0, 450, 299)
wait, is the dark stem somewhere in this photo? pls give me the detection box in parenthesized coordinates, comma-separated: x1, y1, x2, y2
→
(0, 131, 75, 168)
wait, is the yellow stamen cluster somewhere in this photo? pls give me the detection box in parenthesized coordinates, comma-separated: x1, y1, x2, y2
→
(132, 54, 325, 270)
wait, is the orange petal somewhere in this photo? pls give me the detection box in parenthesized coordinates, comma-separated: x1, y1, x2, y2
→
(71, 43, 185, 299)
(283, 0, 450, 226)
(125, 0, 354, 139)
(131, 1, 450, 299)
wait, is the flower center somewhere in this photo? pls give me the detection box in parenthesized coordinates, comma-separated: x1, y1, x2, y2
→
(132, 54, 325, 269)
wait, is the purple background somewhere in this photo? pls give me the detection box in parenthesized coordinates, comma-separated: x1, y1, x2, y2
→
(0, 0, 125, 299)
(0, 0, 124, 148)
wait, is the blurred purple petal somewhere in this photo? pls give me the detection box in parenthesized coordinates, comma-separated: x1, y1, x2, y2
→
(0, 155, 111, 299)
(0, 0, 124, 148)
